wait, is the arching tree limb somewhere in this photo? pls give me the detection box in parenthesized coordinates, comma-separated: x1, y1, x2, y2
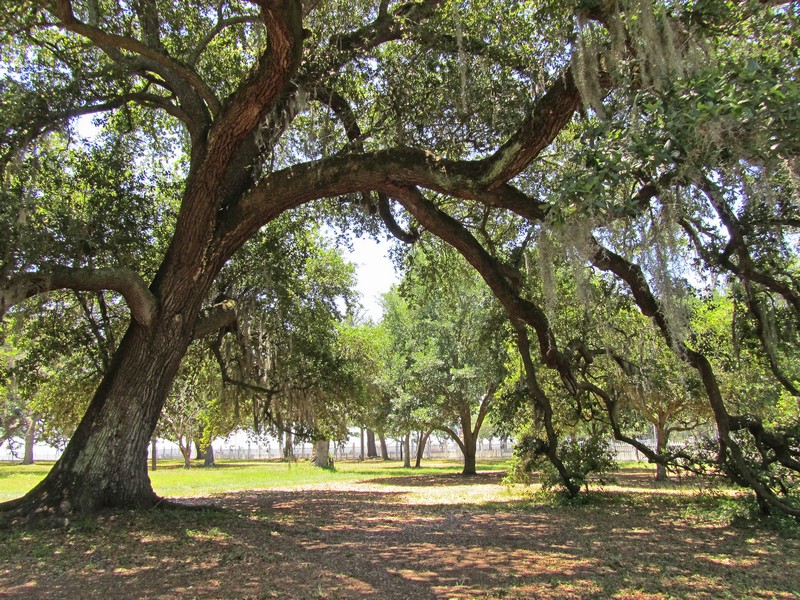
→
(0, 267, 157, 327)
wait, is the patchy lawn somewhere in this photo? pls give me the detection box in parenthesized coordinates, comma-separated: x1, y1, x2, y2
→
(1, 462, 798, 599)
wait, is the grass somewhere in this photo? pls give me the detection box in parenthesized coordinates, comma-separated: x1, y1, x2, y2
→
(0, 458, 508, 502)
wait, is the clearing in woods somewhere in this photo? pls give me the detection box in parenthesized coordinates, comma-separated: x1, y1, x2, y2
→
(0, 460, 798, 599)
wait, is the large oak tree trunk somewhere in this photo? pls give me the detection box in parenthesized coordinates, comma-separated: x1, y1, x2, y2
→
(2, 318, 195, 515)
(311, 439, 331, 468)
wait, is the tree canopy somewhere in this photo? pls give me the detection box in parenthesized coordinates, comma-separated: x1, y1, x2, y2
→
(0, 0, 798, 518)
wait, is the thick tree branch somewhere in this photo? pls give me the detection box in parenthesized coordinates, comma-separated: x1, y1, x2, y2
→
(475, 69, 584, 189)
(377, 194, 419, 243)
(192, 298, 238, 340)
(0, 267, 157, 327)
(439, 426, 466, 454)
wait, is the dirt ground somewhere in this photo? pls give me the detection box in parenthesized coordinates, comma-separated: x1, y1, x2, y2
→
(1, 470, 799, 599)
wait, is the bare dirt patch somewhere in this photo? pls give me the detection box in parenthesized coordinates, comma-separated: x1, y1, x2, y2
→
(1, 469, 798, 599)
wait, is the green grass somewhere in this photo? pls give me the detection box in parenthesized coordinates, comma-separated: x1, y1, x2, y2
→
(0, 458, 510, 501)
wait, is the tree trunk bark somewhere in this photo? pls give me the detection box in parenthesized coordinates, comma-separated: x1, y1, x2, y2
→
(283, 430, 294, 460)
(195, 440, 206, 461)
(655, 423, 669, 481)
(462, 429, 477, 476)
(180, 440, 192, 469)
(414, 429, 432, 468)
(203, 444, 215, 467)
(1, 318, 195, 516)
(366, 428, 377, 458)
(22, 414, 37, 465)
(150, 436, 157, 471)
(360, 427, 365, 461)
(311, 439, 331, 468)
(403, 432, 411, 468)
(379, 432, 389, 460)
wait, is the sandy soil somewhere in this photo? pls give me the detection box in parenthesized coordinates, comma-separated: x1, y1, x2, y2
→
(1, 470, 798, 599)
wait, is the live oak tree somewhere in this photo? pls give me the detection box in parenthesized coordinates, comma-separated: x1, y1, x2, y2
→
(383, 246, 508, 475)
(0, 0, 798, 517)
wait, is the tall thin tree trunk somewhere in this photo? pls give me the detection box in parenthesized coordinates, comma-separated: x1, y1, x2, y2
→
(180, 438, 192, 469)
(655, 422, 669, 481)
(379, 432, 389, 460)
(366, 428, 377, 458)
(360, 427, 365, 461)
(403, 432, 411, 468)
(21, 414, 37, 465)
(414, 429, 432, 468)
(283, 430, 294, 460)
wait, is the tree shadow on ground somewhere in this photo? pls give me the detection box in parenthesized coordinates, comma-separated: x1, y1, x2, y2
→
(362, 470, 506, 488)
(2, 482, 799, 600)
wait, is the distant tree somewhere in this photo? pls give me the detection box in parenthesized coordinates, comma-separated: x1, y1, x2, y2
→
(382, 250, 509, 475)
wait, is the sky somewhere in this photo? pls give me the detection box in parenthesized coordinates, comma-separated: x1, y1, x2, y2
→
(341, 236, 400, 322)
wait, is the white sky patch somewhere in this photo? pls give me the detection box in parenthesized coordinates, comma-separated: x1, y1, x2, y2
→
(344, 236, 399, 322)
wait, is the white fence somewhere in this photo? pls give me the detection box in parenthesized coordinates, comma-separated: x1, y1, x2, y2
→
(2, 437, 655, 464)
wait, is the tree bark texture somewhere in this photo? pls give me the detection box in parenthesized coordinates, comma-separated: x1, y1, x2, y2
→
(379, 432, 389, 460)
(414, 429, 432, 468)
(2, 311, 200, 514)
(22, 415, 37, 465)
(655, 424, 669, 482)
(366, 428, 377, 458)
(311, 439, 331, 468)
(203, 445, 215, 467)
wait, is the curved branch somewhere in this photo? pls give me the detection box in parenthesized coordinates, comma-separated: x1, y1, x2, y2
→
(474, 69, 585, 189)
(189, 15, 262, 67)
(224, 147, 547, 251)
(700, 178, 800, 317)
(589, 237, 800, 514)
(0, 267, 157, 327)
(377, 193, 419, 243)
(322, 0, 444, 70)
(307, 86, 419, 243)
(513, 321, 580, 496)
(59, 92, 188, 129)
(438, 426, 466, 454)
(192, 298, 238, 340)
(52, 0, 221, 119)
